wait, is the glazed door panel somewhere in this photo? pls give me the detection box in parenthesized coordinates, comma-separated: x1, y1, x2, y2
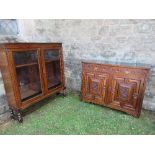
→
(108, 75, 143, 111)
(11, 49, 43, 103)
(42, 49, 62, 93)
(82, 72, 109, 104)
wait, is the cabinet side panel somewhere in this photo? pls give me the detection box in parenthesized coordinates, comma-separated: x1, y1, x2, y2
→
(60, 46, 65, 88)
(0, 48, 17, 108)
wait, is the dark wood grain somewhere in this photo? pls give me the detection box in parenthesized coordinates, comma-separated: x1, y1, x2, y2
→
(81, 62, 150, 117)
(0, 43, 65, 122)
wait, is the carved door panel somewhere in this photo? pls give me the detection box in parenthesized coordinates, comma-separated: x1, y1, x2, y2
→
(108, 76, 143, 112)
(82, 73, 109, 104)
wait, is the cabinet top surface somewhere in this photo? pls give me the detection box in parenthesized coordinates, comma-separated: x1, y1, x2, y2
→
(0, 42, 62, 48)
(0, 42, 62, 45)
(82, 60, 151, 70)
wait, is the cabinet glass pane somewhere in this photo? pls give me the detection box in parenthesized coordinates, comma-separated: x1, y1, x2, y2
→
(44, 49, 60, 61)
(44, 50, 61, 90)
(13, 51, 42, 102)
(13, 51, 38, 65)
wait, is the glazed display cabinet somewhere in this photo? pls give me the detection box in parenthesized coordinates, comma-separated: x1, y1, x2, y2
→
(81, 62, 150, 117)
(0, 43, 65, 122)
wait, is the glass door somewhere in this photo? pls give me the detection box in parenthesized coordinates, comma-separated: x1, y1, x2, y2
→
(43, 49, 62, 91)
(12, 49, 42, 102)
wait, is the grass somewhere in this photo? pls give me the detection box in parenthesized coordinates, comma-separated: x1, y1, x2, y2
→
(0, 92, 155, 135)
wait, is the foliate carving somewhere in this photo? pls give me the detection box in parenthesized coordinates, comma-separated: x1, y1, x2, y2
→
(83, 63, 149, 77)
(110, 67, 148, 76)
(84, 63, 110, 73)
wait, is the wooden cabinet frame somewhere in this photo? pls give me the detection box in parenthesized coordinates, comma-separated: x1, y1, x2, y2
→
(81, 62, 150, 117)
(0, 43, 65, 122)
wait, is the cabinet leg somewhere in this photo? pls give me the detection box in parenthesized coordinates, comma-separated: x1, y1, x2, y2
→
(10, 108, 15, 119)
(17, 110, 23, 123)
(10, 108, 23, 123)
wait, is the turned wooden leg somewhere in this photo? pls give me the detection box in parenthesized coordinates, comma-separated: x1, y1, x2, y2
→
(10, 108, 23, 123)
(17, 110, 23, 123)
(10, 108, 15, 119)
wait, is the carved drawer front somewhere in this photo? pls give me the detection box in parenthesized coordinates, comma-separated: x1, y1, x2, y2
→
(108, 76, 143, 112)
(111, 66, 149, 78)
(82, 72, 109, 104)
(83, 63, 110, 73)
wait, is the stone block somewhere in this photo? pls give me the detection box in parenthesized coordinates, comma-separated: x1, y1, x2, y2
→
(143, 96, 155, 111)
(109, 25, 133, 36)
(66, 77, 81, 91)
(0, 19, 18, 35)
(0, 82, 5, 96)
(0, 112, 10, 124)
(0, 104, 9, 115)
(0, 95, 8, 106)
(98, 26, 109, 35)
(135, 23, 153, 33)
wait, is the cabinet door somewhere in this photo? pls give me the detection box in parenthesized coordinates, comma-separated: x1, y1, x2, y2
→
(108, 75, 143, 113)
(82, 72, 109, 104)
(10, 49, 43, 105)
(42, 48, 63, 93)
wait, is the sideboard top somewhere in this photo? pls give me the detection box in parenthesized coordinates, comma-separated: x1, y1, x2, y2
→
(82, 60, 151, 70)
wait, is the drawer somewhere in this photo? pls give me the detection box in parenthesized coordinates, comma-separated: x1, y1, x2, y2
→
(83, 63, 110, 73)
(111, 66, 149, 78)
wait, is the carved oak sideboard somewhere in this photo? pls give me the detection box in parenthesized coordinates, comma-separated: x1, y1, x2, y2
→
(81, 62, 150, 117)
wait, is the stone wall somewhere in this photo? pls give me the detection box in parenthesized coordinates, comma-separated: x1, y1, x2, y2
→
(0, 20, 20, 123)
(0, 72, 10, 123)
(0, 19, 155, 122)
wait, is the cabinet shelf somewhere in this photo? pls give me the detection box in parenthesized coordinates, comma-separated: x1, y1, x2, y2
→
(45, 59, 60, 63)
(16, 62, 38, 68)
